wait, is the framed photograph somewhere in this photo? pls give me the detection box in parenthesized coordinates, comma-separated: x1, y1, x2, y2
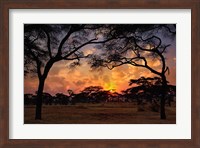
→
(1, 0, 200, 147)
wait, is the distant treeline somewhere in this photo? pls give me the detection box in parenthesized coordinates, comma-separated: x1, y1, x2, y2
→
(24, 84, 176, 106)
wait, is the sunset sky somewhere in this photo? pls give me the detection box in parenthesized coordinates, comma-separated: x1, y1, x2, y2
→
(24, 39, 176, 95)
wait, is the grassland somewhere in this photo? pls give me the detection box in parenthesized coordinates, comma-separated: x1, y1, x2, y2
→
(24, 102, 176, 124)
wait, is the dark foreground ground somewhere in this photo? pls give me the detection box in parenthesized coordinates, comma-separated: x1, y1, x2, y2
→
(24, 102, 176, 124)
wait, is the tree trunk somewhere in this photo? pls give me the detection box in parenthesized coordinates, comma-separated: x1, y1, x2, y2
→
(35, 78, 45, 120)
(35, 60, 54, 120)
(160, 75, 167, 119)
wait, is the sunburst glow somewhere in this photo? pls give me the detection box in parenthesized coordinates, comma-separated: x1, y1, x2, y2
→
(104, 82, 116, 92)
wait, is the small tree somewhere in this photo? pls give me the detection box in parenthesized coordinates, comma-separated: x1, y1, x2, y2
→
(55, 93, 69, 105)
(81, 86, 104, 103)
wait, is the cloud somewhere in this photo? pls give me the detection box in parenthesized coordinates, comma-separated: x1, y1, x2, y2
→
(73, 80, 86, 86)
(92, 74, 99, 81)
(24, 76, 38, 94)
(83, 48, 96, 55)
(152, 60, 161, 67)
(102, 75, 110, 82)
(24, 47, 176, 95)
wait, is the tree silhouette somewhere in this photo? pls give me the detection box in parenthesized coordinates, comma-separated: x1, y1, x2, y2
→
(80, 86, 109, 103)
(24, 24, 115, 119)
(24, 93, 35, 105)
(128, 77, 175, 109)
(129, 77, 165, 105)
(89, 24, 176, 119)
(55, 93, 69, 105)
(42, 92, 53, 105)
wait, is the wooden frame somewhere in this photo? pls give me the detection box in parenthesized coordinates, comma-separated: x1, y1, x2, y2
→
(0, 0, 199, 147)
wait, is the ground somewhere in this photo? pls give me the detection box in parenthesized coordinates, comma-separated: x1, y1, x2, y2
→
(24, 102, 176, 124)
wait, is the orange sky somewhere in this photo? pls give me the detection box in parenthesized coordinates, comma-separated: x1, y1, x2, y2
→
(24, 45, 176, 95)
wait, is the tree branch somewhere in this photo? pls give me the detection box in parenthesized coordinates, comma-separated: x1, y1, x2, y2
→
(155, 49, 166, 74)
(90, 37, 115, 44)
(62, 38, 97, 59)
(160, 44, 171, 54)
(62, 36, 115, 60)
(36, 60, 42, 78)
(57, 25, 86, 57)
(134, 35, 162, 52)
(134, 57, 161, 76)
(62, 56, 88, 61)
(43, 29, 52, 58)
(102, 56, 162, 76)
(57, 26, 75, 57)
(27, 47, 42, 78)
(29, 31, 41, 44)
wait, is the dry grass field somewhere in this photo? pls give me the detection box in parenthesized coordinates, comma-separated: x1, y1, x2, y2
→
(24, 102, 176, 124)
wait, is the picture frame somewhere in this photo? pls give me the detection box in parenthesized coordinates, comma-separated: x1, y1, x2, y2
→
(0, 0, 199, 147)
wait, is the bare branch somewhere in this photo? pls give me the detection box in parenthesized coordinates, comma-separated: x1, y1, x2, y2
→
(63, 38, 97, 59)
(134, 35, 162, 51)
(102, 55, 162, 76)
(164, 67, 170, 75)
(26, 47, 42, 78)
(57, 25, 88, 57)
(43, 29, 52, 58)
(62, 56, 88, 61)
(28, 31, 42, 44)
(160, 44, 171, 54)
(57, 25, 84, 57)
(90, 37, 115, 44)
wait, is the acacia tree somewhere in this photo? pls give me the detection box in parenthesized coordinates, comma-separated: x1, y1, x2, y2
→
(90, 24, 176, 119)
(128, 77, 167, 104)
(24, 24, 115, 120)
(81, 86, 110, 103)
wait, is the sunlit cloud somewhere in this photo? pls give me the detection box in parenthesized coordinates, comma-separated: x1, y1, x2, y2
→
(25, 46, 176, 95)
(83, 48, 96, 55)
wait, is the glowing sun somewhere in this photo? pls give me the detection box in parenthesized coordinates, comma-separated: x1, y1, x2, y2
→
(104, 82, 116, 92)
